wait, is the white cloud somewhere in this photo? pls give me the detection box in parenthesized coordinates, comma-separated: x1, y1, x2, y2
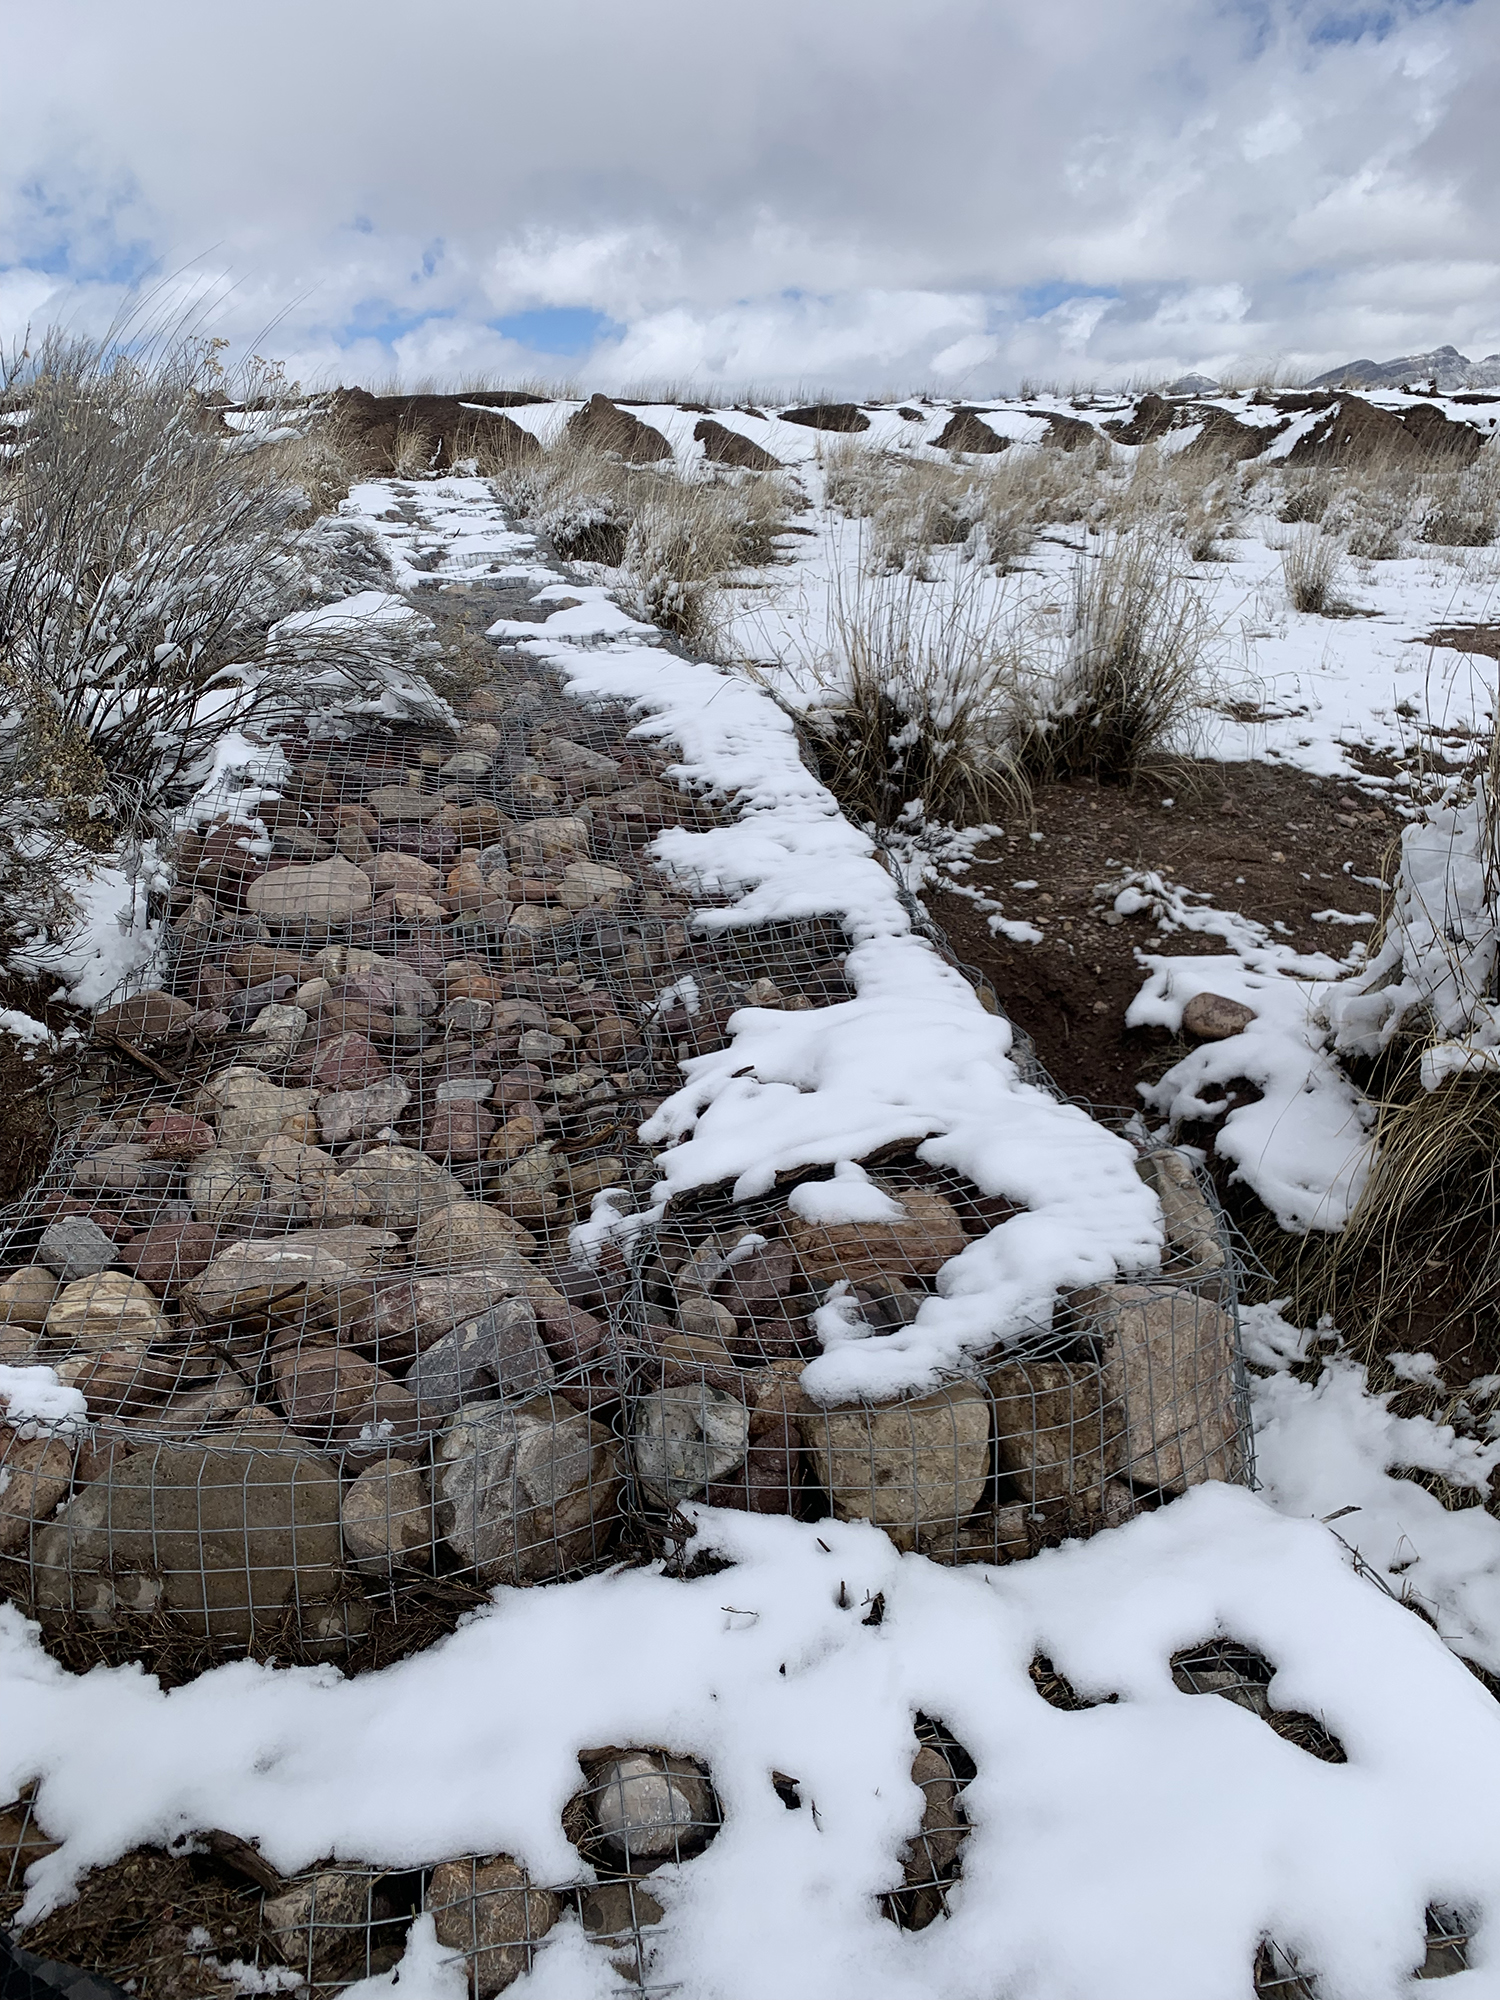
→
(0, 0, 1495, 391)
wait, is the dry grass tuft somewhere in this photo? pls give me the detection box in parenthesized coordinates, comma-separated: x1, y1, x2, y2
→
(770, 565, 1028, 825)
(1281, 528, 1347, 613)
(1014, 528, 1221, 783)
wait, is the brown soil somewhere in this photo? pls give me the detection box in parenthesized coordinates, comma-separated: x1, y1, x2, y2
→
(1420, 623, 1500, 662)
(933, 760, 1398, 1118)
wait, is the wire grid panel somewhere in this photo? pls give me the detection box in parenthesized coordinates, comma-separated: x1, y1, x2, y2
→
(623, 1147, 1249, 1566)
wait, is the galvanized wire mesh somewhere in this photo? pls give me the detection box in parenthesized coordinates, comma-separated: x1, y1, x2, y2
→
(1, 634, 1262, 1991)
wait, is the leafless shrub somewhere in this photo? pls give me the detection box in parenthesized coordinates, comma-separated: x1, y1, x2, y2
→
(0, 330, 422, 867)
(767, 565, 1028, 824)
(1014, 528, 1220, 782)
(1281, 528, 1347, 613)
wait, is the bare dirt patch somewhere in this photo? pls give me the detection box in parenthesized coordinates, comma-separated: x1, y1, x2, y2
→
(933, 761, 1398, 1117)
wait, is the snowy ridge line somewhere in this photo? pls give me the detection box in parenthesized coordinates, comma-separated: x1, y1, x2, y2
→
(482, 587, 1163, 1404)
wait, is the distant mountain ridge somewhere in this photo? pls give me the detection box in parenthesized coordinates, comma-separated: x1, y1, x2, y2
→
(1308, 344, 1500, 392)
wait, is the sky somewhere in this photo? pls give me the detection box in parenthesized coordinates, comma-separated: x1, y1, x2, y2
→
(1, 0, 1496, 397)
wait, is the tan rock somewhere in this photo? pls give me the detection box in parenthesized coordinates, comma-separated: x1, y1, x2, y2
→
(321, 1145, 466, 1230)
(784, 1185, 968, 1287)
(45, 1272, 169, 1352)
(413, 1201, 538, 1264)
(511, 815, 591, 870)
(341, 1457, 434, 1576)
(487, 1106, 548, 1164)
(1181, 991, 1256, 1040)
(263, 1872, 377, 1972)
(987, 1358, 1124, 1505)
(182, 1239, 364, 1336)
(364, 786, 444, 821)
(184, 1148, 266, 1223)
(426, 1856, 560, 1997)
(1136, 1148, 1226, 1287)
(798, 1381, 989, 1552)
(246, 856, 373, 930)
(1082, 1283, 1242, 1492)
(0, 1266, 60, 1335)
(197, 1068, 316, 1157)
(0, 1434, 77, 1555)
(558, 862, 631, 911)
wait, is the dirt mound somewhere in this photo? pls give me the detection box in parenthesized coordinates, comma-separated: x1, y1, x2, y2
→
(330, 390, 542, 473)
(565, 394, 672, 462)
(1181, 405, 1283, 461)
(1283, 395, 1480, 467)
(693, 418, 782, 470)
(934, 409, 1009, 454)
(1102, 394, 1177, 447)
(1027, 409, 1099, 452)
(778, 404, 871, 433)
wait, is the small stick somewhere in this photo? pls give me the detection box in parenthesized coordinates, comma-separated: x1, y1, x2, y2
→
(97, 1032, 182, 1087)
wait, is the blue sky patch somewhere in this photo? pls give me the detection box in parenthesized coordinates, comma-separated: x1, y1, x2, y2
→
(492, 306, 619, 356)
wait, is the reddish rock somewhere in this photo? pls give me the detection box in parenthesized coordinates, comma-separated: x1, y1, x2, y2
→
(141, 1114, 217, 1161)
(423, 1103, 497, 1162)
(118, 1221, 225, 1297)
(312, 1031, 389, 1088)
(194, 824, 264, 904)
(271, 1343, 423, 1457)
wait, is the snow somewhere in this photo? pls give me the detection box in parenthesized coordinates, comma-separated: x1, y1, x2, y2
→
(7, 1492, 1500, 2000)
(0, 1009, 53, 1048)
(1120, 870, 1376, 1231)
(0, 1365, 89, 1437)
(9, 848, 166, 1010)
(787, 1162, 911, 1226)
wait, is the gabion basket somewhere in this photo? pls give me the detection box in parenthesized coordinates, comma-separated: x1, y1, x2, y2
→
(0, 636, 1256, 1993)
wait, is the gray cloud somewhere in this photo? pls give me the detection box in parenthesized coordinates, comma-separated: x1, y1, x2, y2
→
(1, 0, 1495, 391)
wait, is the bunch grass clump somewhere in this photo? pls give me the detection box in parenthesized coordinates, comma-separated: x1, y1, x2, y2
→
(1015, 527, 1220, 783)
(773, 565, 1028, 825)
(1281, 528, 1348, 614)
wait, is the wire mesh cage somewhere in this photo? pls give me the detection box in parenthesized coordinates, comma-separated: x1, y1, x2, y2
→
(0, 636, 1262, 1991)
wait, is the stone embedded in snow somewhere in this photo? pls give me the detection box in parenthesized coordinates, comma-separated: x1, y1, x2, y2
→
(31, 1446, 344, 1645)
(579, 1879, 665, 1940)
(364, 785, 445, 821)
(590, 1753, 715, 1865)
(246, 856, 374, 930)
(565, 392, 672, 462)
(425, 1856, 560, 1998)
(1084, 1283, 1241, 1492)
(37, 1216, 120, 1283)
(693, 416, 782, 470)
(1181, 991, 1257, 1041)
(317, 1078, 411, 1147)
(434, 1395, 621, 1584)
(633, 1381, 751, 1507)
(987, 1358, 1124, 1505)
(784, 1182, 968, 1287)
(0, 1435, 77, 1555)
(341, 1457, 435, 1576)
(263, 1871, 377, 1972)
(799, 1381, 990, 1552)
(197, 1069, 316, 1156)
(1136, 1148, 1226, 1288)
(44, 1272, 170, 1352)
(406, 1300, 556, 1418)
(94, 990, 194, 1041)
(935, 408, 1009, 454)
